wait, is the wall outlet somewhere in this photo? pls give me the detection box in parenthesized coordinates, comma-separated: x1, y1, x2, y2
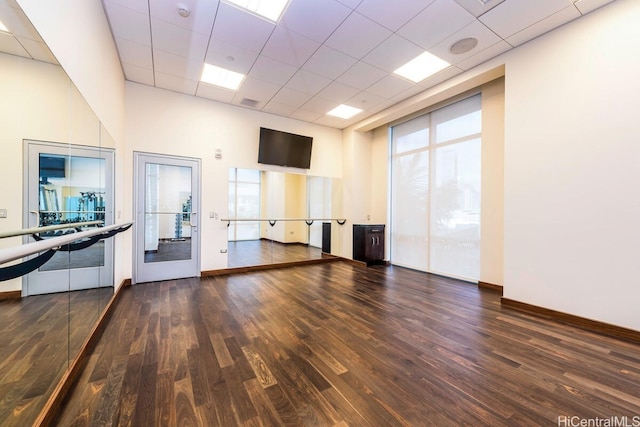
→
(0, 209, 7, 218)
(220, 249, 227, 253)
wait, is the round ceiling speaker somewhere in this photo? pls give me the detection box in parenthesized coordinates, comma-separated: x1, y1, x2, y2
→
(449, 37, 478, 54)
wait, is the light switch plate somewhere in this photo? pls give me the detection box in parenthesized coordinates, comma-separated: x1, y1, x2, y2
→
(0, 209, 7, 218)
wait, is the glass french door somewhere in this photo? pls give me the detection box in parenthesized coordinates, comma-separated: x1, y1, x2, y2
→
(133, 153, 200, 283)
(23, 141, 114, 295)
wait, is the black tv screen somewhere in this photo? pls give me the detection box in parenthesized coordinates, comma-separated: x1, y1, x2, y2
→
(40, 155, 65, 178)
(258, 127, 313, 169)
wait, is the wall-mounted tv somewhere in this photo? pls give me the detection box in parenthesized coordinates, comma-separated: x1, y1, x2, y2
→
(258, 127, 313, 169)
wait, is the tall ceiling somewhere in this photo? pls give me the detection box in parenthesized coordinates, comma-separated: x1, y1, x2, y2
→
(1, 0, 615, 129)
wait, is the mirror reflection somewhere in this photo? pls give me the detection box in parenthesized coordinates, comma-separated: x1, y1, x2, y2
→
(226, 168, 343, 268)
(0, 5, 116, 426)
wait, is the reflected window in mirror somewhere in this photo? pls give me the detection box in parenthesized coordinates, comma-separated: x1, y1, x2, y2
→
(228, 168, 261, 241)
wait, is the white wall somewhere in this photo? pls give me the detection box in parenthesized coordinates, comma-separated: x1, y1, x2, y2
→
(502, 0, 640, 330)
(17, 0, 125, 142)
(0, 53, 104, 292)
(123, 82, 343, 272)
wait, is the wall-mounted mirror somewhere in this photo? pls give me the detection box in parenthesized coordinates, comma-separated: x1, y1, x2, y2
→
(0, 4, 116, 425)
(227, 168, 343, 268)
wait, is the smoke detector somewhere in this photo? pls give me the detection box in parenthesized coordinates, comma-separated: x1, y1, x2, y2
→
(177, 3, 190, 17)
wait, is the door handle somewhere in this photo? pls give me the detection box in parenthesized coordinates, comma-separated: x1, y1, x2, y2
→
(29, 210, 40, 227)
(190, 212, 197, 228)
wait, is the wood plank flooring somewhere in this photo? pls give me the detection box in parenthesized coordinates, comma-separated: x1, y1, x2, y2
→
(227, 240, 324, 268)
(55, 262, 640, 426)
(0, 287, 112, 427)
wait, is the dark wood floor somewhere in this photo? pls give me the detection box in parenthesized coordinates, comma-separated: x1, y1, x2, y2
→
(54, 261, 640, 426)
(0, 287, 112, 427)
(227, 240, 324, 268)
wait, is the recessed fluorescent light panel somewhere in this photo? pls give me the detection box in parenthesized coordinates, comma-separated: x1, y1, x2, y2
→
(223, 0, 289, 22)
(394, 51, 450, 83)
(327, 104, 362, 119)
(200, 63, 245, 90)
(0, 19, 9, 32)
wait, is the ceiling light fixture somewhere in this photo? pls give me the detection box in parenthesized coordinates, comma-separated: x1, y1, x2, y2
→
(200, 63, 245, 90)
(0, 19, 9, 33)
(394, 51, 450, 83)
(327, 104, 362, 120)
(223, 0, 289, 22)
(450, 37, 478, 54)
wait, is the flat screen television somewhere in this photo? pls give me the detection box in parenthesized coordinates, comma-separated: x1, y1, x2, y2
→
(258, 127, 313, 169)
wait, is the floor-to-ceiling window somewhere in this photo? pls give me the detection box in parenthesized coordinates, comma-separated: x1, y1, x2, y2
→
(390, 94, 482, 281)
(228, 168, 261, 241)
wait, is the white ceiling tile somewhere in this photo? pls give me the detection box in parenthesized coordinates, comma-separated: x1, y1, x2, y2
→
(285, 70, 332, 96)
(269, 87, 313, 108)
(102, 1, 151, 45)
(325, 12, 391, 59)
(301, 46, 357, 79)
(391, 83, 426, 102)
(0, 4, 38, 40)
(366, 74, 415, 99)
(0, 0, 20, 8)
(248, 55, 298, 85)
(149, 0, 218, 35)
(0, 31, 28, 57)
(233, 76, 281, 103)
(196, 82, 236, 103)
(211, 3, 275, 52)
(574, 0, 616, 15)
(336, 61, 387, 90)
(151, 18, 209, 60)
(290, 109, 324, 123)
(316, 81, 361, 104)
(335, 0, 364, 9)
(155, 72, 198, 95)
(262, 101, 298, 117)
(122, 62, 155, 85)
(103, 0, 149, 15)
(417, 66, 463, 88)
(362, 34, 424, 73)
(114, 37, 152, 69)
(356, 0, 435, 31)
(398, 0, 475, 50)
(153, 49, 204, 81)
(454, 41, 510, 70)
(479, 0, 571, 39)
(429, 20, 503, 65)
(506, 6, 581, 47)
(204, 38, 259, 74)
(452, 0, 505, 17)
(313, 114, 348, 127)
(279, 0, 352, 43)
(300, 96, 338, 115)
(261, 26, 321, 67)
(16, 37, 57, 63)
(347, 90, 388, 109)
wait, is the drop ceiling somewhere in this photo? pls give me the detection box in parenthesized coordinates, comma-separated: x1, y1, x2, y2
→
(1, 0, 616, 129)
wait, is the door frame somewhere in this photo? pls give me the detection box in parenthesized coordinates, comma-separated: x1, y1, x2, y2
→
(132, 152, 201, 284)
(22, 140, 115, 296)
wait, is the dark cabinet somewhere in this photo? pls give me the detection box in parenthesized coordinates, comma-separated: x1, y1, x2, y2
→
(353, 224, 385, 265)
(322, 222, 331, 253)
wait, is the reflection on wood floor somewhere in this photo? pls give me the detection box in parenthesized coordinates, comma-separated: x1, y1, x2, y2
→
(56, 262, 640, 426)
(227, 240, 324, 268)
(0, 287, 112, 427)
